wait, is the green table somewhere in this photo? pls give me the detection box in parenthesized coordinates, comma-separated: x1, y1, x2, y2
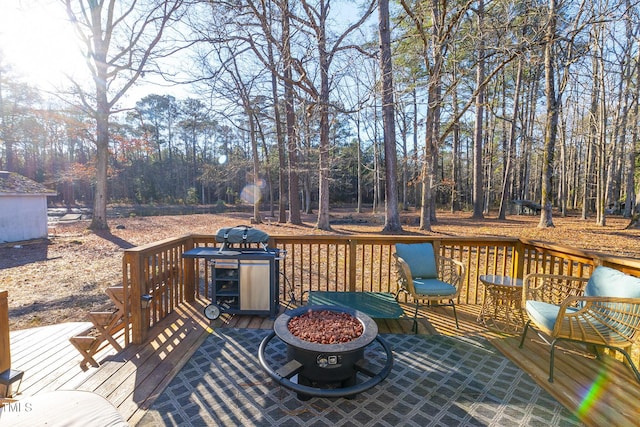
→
(307, 291, 405, 319)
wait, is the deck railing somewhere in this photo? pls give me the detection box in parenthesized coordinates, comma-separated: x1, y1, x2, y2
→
(121, 234, 640, 345)
(1, 290, 10, 373)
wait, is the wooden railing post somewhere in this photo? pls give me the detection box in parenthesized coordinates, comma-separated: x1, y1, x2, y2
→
(0, 290, 24, 398)
(0, 290, 10, 373)
(513, 240, 525, 279)
(433, 240, 442, 257)
(348, 239, 357, 292)
(129, 252, 146, 344)
(184, 236, 196, 302)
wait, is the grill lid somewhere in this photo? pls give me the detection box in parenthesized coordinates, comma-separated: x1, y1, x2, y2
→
(215, 226, 269, 244)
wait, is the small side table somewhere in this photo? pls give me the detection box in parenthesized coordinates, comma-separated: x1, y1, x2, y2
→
(478, 275, 524, 333)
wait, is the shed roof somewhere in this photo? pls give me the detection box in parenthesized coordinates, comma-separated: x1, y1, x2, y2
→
(0, 171, 56, 195)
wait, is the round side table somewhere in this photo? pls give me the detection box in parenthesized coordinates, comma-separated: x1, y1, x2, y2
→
(478, 275, 524, 333)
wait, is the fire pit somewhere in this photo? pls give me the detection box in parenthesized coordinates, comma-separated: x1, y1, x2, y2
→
(258, 305, 393, 399)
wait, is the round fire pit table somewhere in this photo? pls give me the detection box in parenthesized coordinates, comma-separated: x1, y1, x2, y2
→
(258, 305, 393, 400)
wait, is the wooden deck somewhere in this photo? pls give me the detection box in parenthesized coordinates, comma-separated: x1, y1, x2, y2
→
(7, 300, 640, 426)
(7, 298, 212, 425)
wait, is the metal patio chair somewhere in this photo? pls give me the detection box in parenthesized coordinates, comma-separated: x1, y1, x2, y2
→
(394, 243, 464, 332)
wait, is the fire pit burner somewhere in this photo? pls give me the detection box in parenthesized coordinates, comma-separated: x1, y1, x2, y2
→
(288, 309, 364, 344)
(258, 305, 393, 400)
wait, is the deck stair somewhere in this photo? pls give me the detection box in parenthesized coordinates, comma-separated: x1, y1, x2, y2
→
(69, 286, 125, 369)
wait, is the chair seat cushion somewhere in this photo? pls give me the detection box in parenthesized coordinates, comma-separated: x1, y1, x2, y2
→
(413, 278, 456, 297)
(525, 300, 578, 334)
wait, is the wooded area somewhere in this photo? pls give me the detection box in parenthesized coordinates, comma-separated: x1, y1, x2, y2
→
(1, 0, 639, 231)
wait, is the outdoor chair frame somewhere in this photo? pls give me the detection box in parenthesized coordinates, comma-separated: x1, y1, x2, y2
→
(518, 269, 640, 383)
(393, 243, 465, 332)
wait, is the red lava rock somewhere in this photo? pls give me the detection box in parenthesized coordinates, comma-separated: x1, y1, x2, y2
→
(287, 309, 363, 344)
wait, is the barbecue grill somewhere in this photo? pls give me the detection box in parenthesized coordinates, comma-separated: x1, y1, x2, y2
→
(215, 225, 270, 252)
(182, 226, 283, 320)
(258, 305, 394, 400)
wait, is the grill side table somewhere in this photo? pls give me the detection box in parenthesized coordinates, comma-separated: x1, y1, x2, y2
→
(478, 275, 524, 333)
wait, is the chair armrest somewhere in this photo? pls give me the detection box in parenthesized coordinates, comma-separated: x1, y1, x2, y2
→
(437, 256, 465, 295)
(393, 255, 415, 296)
(553, 296, 640, 344)
(522, 273, 588, 307)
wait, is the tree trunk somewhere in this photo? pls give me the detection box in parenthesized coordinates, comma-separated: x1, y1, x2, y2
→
(624, 48, 639, 218)
(558, 115, 567, 217)
(282, 0, 301, 224)
(91, 114, 110, 230)
(373, 97, 380, 214)
(267, 4, 287, 224)
(90, 38, 111, 231)
(418, 2, 445, 232)
(420, 75, 440, 232)
(379, 0, 402, 232)
(315, 2, 331, 231)
(538, 0, 557, 229)
(472, 0, 485, 219)
(451, 69, 461, 213)
(412, 87, 419, 209)
(595, 25, 607, 227)
(356, 112, 363, 214)
(249, 112, 262, 224)
(498, 58, 523, 220)
(398, 107, 409, 211)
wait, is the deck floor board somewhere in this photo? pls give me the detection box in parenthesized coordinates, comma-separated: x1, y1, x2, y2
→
(8, 301, 640, 426)
(9, 322, 120, 396)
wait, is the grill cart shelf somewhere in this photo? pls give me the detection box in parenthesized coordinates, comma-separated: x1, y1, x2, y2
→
(182, 247, 281, 320)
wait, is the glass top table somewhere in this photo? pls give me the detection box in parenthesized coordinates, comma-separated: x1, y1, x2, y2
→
(307, 291, 405, 319)
(477, 275, 524, 333)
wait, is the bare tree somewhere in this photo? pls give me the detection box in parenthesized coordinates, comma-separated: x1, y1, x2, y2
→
(213, 49, 266, 224)
(471, 0, 486, 219)
(265, 2, 288, 224)
(297, 0, 376, 230)
(281, 0, 302, 224)
(399, 0, 458, 231)
(498, 58, 523, 220)
(379, 0, 402, 232)
(538, 0, 597, 227)
(62, 0, 186, 230)
(625, 23, 640, 220)
(538, 0, 559, 228)
(603, 3, 638, 224)
(0, 65, 42, 173)
(399, 0, 515, 230)
(241, 0, 376, 230)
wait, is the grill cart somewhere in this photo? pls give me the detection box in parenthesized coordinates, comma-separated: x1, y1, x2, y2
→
(182, 226, 283, 320)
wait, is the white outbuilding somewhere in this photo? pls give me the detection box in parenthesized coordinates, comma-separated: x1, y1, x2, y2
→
(0, 171, 56, 243)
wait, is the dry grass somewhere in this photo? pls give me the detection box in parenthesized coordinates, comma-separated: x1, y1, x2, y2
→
(1, 208, 639, 330)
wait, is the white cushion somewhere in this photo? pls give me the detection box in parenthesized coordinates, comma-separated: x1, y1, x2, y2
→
(0, 390, 128, 426)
